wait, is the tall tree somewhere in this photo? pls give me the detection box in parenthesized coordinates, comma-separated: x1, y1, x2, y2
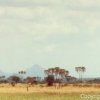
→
(18, 70, 26, 81)
(75, 66, 86, 82)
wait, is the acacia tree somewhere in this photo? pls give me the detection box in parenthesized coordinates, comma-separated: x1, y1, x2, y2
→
(8, 75, 21, 87)
(44, 67, 69, 86)
(75, 66, 86, 82)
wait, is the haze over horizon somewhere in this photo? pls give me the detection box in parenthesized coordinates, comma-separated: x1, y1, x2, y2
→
(0, 0, 100, 78)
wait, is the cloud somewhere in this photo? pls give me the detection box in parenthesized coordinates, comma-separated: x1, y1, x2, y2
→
(0, 0, 100, 44)
(0, 5, 81, 39)
(0, 0, 100, 77)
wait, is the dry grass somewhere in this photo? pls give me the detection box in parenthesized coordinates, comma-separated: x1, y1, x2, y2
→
(0, 83, 100, 94)
(0, 84, 100, 100)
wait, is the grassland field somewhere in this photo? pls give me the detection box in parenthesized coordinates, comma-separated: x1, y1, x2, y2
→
(0, 84, 100, 100)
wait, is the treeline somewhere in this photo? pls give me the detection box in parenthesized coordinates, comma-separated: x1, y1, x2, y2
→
(0, 66, 100, 86)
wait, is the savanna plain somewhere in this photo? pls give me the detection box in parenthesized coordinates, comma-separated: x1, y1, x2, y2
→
(0, 84, 100, 100)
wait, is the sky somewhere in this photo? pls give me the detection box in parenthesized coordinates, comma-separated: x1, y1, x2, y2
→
(0, 0, 100, 77)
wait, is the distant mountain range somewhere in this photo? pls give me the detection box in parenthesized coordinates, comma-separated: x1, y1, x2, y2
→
(0, 64, 45, 78)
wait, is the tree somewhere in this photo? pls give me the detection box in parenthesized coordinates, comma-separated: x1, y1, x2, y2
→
(75, 66, 86, 82)
(46, 75, 54, 86)
(0, 75, 5, 80)
(65, 70, 69, 77)
(25, 77, 37, 85)
(0, 75, 6, 83)
(59, 69, 66, 79)
(8, 75, 21, 83)
(19, 71, 26, 74)
(54, 67, 60, 80)
(18, 70, 26, 82)
(8, 75, 21, 87)
(44, 67, 69, 85)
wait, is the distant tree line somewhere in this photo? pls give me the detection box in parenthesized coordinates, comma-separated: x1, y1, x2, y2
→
(0, 66, 89, 87)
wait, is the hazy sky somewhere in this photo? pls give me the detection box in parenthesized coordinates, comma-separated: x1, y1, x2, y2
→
(0, 0, 100, 77)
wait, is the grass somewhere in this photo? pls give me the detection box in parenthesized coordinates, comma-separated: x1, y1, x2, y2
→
(0, 93, 81, 100)
(0, 84, 100, 100)
(0, 93, 100, 100)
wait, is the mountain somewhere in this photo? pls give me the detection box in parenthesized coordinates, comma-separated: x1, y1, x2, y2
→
(26, 64, 45, 78)
(0, 70, 12, 78)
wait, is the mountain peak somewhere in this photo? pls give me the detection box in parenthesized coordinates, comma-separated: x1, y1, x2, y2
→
(26, 64, 45, 78)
